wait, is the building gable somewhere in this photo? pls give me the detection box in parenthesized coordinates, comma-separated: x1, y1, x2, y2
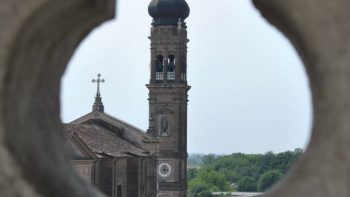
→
(70, 111, 158, 149)
(64, 134, 97, 160)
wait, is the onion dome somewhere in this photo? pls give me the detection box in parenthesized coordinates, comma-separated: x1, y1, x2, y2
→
(148, 0, 190, 26)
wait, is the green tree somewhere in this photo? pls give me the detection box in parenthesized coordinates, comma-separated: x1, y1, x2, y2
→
(206, 171, 232, 191)
(257, 170, 283, 191)
(188, 178, 212, 197)
(236, 176, 257, 192)
(187, 168, 199, 180)
(188, 170, 232, 196)
(187, 150, 302, 193)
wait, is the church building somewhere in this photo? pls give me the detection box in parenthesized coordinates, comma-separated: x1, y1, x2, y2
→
(63, 0, 190, 196)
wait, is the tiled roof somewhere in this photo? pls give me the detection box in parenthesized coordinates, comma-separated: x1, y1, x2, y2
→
(69, 111, 155, 144)
(64, 124, 148, 158)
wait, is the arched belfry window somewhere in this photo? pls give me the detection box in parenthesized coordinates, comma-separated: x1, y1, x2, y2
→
(168, 55, 175, 72)
(167, 55, 176, 80)
(156, 55, 164, 72)
(155, 55, 164, 80)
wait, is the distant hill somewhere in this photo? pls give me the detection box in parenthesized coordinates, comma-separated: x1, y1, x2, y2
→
(187, 153, 206, 167)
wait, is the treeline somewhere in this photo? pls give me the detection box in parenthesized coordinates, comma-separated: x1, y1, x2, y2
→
(187, 149, 303, 196)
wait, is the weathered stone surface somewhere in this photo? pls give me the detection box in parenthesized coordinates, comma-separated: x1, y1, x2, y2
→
(253, 1, 350, 196)
(1, 0, 350, 196)
(0, 0, 115, 196)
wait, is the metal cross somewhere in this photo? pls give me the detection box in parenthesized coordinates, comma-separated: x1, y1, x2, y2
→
(92, 73, 105, 96)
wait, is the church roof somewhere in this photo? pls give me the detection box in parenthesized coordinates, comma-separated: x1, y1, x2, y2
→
(64, 124, 149, 158)
(70, 111, 156, 147)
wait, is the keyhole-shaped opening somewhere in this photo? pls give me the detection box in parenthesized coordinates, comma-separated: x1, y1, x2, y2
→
(61, 0, 312, 195)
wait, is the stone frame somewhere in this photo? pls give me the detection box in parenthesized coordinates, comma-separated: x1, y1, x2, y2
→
(0, 0, 115, 196)
(0, 0, 349, 197)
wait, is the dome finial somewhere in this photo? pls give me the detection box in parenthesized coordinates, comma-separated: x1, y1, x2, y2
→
(148, 0, 190, 26)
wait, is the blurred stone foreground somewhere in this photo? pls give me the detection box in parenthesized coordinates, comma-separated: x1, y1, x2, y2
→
(1, 0, 350, 196)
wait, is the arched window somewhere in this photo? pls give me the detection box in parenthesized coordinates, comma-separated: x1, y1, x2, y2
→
(168, 55, 175, 72)
(156, 55, 164, 72)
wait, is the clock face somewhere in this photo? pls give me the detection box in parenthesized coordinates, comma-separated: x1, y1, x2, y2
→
(158, 162, 172, 178)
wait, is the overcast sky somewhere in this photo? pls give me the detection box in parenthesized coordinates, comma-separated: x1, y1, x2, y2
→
(61, 0, 312, 154)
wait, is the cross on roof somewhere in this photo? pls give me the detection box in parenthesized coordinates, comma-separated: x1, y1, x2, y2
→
(92, 73, 105, 113)
(92, 73, 105, 97)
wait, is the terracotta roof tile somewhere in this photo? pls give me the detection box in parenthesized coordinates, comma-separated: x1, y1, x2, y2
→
(63, 124, 148, 158)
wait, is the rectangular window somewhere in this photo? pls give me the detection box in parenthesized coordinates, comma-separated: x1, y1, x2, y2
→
(167, 72, 175, 80)
(156, 72, 164, 80)
(117, 185, 122, 197)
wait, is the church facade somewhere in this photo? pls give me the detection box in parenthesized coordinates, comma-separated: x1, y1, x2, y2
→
(63, 0, 190, 196)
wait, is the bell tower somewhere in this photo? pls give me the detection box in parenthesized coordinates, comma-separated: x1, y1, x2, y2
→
(147, 0, 190, 196)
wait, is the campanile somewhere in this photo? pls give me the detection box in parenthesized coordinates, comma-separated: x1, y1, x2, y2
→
(147, 0, 190, 196)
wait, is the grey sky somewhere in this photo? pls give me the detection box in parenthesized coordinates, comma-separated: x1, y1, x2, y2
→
(61, 0, 312, 154)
